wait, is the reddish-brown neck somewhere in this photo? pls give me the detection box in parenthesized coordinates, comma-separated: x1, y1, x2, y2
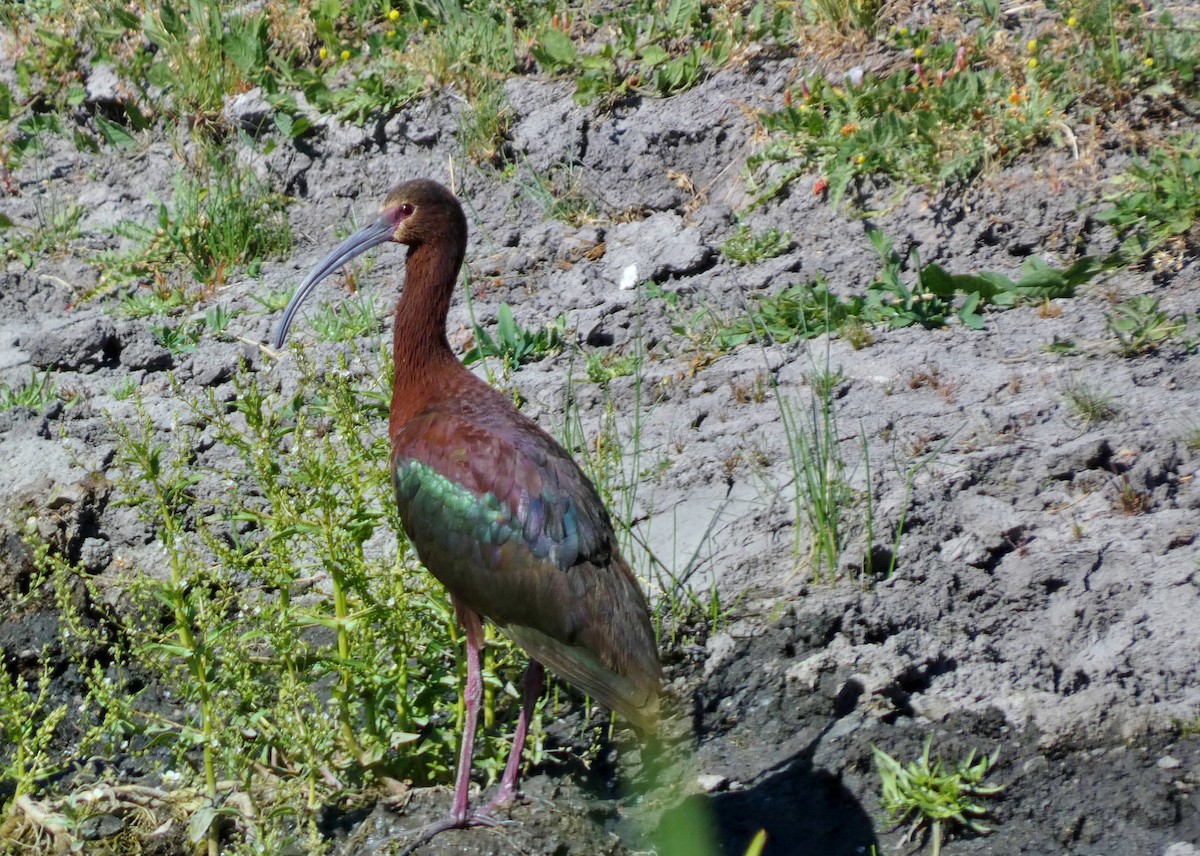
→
(389, 238, 465, 436)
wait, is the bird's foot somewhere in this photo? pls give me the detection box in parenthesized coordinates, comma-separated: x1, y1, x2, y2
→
(396, 806, 515, 854)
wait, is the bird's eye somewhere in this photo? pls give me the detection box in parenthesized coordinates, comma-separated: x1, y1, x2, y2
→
(398, 203, 414, 218)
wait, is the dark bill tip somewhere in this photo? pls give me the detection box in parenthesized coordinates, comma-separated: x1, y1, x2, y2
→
(270, 216, 394, 350)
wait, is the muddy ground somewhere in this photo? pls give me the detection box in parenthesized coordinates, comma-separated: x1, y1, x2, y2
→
(3, 7, 1200, 856)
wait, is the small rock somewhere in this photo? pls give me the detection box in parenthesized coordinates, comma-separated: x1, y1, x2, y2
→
(80, 538, 112, 573)
(119, 338, 173, 372)
(1164, 844, 1198, 856)
(1156, 755, 1182, 770)
(224, 88, 274, 135)
(704, 632, 736, 678)
(696, 774, 728, 793)
(1043, 435, 1112, 480)
(785, 652, 833, 691)
(85, 64, 123, 106)
(941, 534, 990, 567)
(27, 319, 118, 372)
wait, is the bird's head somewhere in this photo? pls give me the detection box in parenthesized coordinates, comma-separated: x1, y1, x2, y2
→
(271, 179, 466, 349)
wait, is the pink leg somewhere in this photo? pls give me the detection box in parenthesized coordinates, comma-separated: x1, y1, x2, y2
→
(398, 599, 498, 854)
(486, 660, 545, 809)
(450, 598, 485, 822)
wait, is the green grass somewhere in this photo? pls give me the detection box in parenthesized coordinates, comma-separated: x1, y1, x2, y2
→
(304, 291, 385, 343)
(1064, 381, 1120, 427)
(531, 0, 784, 107)
(96, 151, 291, 297)
(464, 303, 566, 372)
(0, 368, 58, 412)
(873, 736, 1003, 856)
(0, 198, 82, 267)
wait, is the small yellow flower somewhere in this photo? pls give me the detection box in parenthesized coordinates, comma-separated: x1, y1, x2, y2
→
(1026, 39, 1038, 53)
(1066, 15, 1078, 27)
(854, 154, 866, 165)
(1143, 57, 1154, 67)
(1027, 57, 1038, 69)
(319, 46, 328, 60)
(388, 8, 400, 20)
(898, 26, 909, 36)
(341, 49, 351, 61)
(913, 46, 924, 59)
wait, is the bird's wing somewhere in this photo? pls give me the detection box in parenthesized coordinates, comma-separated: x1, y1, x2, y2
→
(392, 408, 660, 729)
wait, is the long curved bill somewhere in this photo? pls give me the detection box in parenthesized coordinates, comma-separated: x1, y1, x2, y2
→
(271, 216, 394, 349)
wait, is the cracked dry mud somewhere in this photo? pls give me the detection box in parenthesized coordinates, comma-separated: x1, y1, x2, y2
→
(3, 18, 1200, 856)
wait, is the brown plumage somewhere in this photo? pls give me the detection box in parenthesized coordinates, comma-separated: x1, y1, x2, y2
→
(273, 179, 661, 848)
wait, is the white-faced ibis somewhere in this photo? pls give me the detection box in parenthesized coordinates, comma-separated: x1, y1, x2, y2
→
(272, 179, 661, 848)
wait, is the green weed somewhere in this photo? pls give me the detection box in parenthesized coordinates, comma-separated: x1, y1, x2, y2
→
(749, 31, 1070, 204)
(0, 368, 58, 411)
(1063, 381, 1119, 427)
(517, 161, 598, 226)
(803, 0, 881, 34)
(110, 376, 139, 401)
(778, 365, 854, 581)
(873, 736, 1003, 856)
(725, 281, 859, 348)
(0, 653, 68, 804)
(1098, 141, 1200, 263)
(0, 198, 82, 267)
(721, 224, 793, 263)
(1048, 0, 1198, 100)
(464, 303, 566, 372)
(97, 155, 291, 296)
(304, 291, 384, 343)
(25, 347, 539, 851)
(1106, 294, 1186, 355)
(116, 285, 195, 319)
(532, 0, 781, 106)
(584, 350, 640, 386)
(864, 230, 1100, 331)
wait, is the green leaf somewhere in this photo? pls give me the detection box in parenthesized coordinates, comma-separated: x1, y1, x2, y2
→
(96, 115, 136, 149)
(744, 830, 768, 856)
(224, 16, 267, 72)
(533, 27, 577, 68)
(187, 806, 219, 844)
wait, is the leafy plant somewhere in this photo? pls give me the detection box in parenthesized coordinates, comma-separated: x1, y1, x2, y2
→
(68, 349, 542, 851)
(464, 303, 566, 371)
(0, 653, 68, 806)
(873, 737, 1004, 856)
(725, 281, 859, 347)
(722, 224, 793, 263)
(1106, 295, 1186, 355)
(1098, 141, 1200, 262)
(97, 155, 291, 295)
(865, 230, 1100, 331)
(532, 0, 780, 106)
(584, 350, 640, 386)
(0, 368, 58, 411)
(117, 285, 195, 318)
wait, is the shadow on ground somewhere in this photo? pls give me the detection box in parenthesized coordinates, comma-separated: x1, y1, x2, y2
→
(653, 741, 878, 856)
